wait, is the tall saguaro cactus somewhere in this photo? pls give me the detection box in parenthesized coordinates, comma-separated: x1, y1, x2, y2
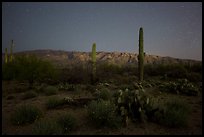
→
(10, 40, 14, 62)
(91, 43, 96, 84)
(138, 27, 144, 81)
(5, 48, 8, 63)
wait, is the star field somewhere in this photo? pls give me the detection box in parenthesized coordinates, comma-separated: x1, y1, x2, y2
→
(2, 2, 202, 61)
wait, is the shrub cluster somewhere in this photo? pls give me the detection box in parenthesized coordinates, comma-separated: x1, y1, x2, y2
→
(2, 54, 57, 86)
(10, 104, 42, 125)
(56, 113, 77, 134)
(87, 100, 122, 128)
(32, 118, 63, 135)
(154, 98, 190, 127)
(159, 79, 199, 96)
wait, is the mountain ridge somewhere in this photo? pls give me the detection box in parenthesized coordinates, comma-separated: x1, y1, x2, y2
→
(2, 49, 201, 67)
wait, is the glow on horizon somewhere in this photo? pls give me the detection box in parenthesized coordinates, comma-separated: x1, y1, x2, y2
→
(2, 2, 202, 61)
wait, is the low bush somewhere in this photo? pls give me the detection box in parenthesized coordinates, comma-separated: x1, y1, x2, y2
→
(43, 85, 58, 96)
(56, 113, 77, 134)
(22, 90, 38, 100)
(57, 65, 91, 84)
(10, 104, 42, 125)
(58, 83, 75, 91)
(46, 97, 66, 109)
(32, 118, 63, 135)
(94, 88, 111, 101)
(87, 100, 122, 128)
(2, 54, 58, 87)
(154, 98, 190, 127)
(159, 79, 199, 96)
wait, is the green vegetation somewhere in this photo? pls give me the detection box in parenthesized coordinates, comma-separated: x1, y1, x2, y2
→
(56, 113, 77, 134)
(4, 48, 8, 63)
(154, 98, 191, 127)
(138, 27, 144, 81)
(159, 79, 199, 96)
(2, 54, 57, 87)
(58, 83, 73, 91)
(32, 118, 63, 135)
(94, 87, 111, 101)
(45, 97, 67, 109)
(22, 90, 38, 100)
(10, 104, 42, 125)
(87, 100, 122, 128)
(113, 86, 154, 124)
(57, 65, 91, 84)
(2, 28, 202, 134)
(91, 43, 97, 84)
(42, 85, 58, 96)
(10, 40, 14, 62)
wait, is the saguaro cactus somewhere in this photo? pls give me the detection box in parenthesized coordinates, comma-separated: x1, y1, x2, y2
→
(91, 43, 96, 84)
(10, 40, 14, 62)
(5, 48, 8, 63)
(138, 27, 144, 81)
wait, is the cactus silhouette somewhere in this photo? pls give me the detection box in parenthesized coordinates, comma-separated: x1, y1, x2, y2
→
(138, 27, 144, 81)
(5, 48, 8, 63)
(91, 43, 96, 84)
(10, 40, 14, 62)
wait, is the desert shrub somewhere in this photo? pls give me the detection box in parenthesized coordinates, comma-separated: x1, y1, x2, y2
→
(154, 99, 190, 127)
(118, 84, 135, 91)
(85, 84, 96, 93)
(2, 54, 57, 87)
(57, 64, 91, 84)
(94, 88, 111, 101)
(122, 64, 137, 76)
(10, 104, 42, 125)
(166, 64, 188, 79)
(96, 63, 124, 83)
(159, 79, 199, 96)
(2, 61, 19, 80)
(22, 90, 38, 100)
(184, 62, 202, 74)
(42, 85, 58, 96)
(56, 113, 77, 134)
(87, 100, 122, 128)
(58, 83, 75, 91)
(46, 97, 67, 109)
(34, 83, 47, 93)
(97, 63, 123, 75)
(186, 72, 202, 82)
(144, 64, 188, 79)
(32, 118, 63, 135)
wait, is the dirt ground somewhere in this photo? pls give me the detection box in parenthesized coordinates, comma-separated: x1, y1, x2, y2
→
(2, 81, 202, 135)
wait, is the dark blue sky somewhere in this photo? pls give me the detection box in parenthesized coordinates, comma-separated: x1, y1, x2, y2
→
(2, 2, 202, 61)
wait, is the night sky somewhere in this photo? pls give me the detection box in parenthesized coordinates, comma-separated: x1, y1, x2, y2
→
(2, 2, 202, 61)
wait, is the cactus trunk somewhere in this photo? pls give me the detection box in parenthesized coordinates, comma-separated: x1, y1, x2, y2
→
(5, 48, 8, 63)
(10, 40, 14, 62)
(91, 43, 96, 84)
(138, 27, 144, 81)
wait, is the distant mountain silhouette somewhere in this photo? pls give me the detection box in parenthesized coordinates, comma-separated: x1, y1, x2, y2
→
(2, 49, 201, 67)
